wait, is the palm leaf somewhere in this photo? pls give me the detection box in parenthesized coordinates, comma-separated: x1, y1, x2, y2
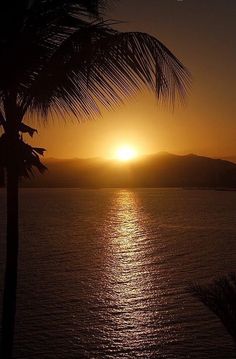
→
(0, 1, 107, 95)
(191, 273, 236, 343)
(21, 24, 190, 120)
(0, 2, 190, 122)
(0, 134, 47, 178)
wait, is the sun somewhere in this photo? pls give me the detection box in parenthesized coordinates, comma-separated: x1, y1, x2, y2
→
(116, 146, 137, 161)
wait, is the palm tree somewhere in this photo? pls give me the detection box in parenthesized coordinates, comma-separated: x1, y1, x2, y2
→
(191, 273, 236, 344)
(0, 0, 190, 357)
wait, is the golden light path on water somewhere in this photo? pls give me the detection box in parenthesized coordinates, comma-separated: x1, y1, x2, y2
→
(103, 190, 165, 354)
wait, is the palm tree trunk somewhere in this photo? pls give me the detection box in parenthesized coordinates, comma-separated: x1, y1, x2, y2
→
(1, 150, 19, 358)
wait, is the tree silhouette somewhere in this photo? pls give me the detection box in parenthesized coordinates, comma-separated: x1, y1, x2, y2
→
(0, 1, 190, 357)
(192, 273, 236, 345)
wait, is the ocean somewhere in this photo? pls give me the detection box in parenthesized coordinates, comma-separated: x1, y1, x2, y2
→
(0, 188, 236, 358)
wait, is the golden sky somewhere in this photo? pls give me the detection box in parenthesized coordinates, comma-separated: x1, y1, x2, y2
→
(29, 0, 236, 160)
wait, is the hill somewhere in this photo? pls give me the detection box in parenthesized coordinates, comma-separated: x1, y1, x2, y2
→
(21, 152, 236, 188)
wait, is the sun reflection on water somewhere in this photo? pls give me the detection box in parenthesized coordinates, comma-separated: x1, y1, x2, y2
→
(103, 190, 158, 351)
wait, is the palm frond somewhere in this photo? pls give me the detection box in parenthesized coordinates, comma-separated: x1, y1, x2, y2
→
(0, 134, 47, 178)
(19, 123, 38, 137)
(20, 23, 190, 120)
(0, 1, 107, 96)
(191, 273, 236, 342)
(0, 1, 190, 123)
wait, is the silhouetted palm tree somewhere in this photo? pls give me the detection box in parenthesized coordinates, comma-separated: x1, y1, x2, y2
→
(0, 1, 190, 357)
(192, 273, 236, 344)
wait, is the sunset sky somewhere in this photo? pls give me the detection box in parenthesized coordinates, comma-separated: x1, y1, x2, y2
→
(30, 0, 236, 160)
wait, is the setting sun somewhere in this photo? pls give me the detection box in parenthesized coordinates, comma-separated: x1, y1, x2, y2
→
(116, 146, 137, 161)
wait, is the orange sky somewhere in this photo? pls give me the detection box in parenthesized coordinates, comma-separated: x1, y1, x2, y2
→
(28, 0, 236, 160)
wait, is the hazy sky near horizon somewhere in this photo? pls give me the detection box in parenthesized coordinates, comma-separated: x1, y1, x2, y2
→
(30, 0, 236, 159)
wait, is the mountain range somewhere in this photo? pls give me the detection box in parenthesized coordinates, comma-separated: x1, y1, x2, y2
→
(20, 152, 236, 188)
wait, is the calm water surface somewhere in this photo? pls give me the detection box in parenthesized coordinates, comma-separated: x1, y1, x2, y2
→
(0, 188, 236, 358)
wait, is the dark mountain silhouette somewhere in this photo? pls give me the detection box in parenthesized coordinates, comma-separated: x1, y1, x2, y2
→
(21, 152, 236, 188)
(222, 155, 236, 164)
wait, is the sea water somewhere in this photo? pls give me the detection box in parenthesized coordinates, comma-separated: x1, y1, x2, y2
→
(0, 188, 235, 358)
